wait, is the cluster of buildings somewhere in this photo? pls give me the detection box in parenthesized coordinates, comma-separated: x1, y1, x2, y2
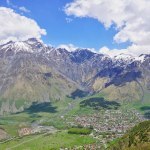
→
(61, 144, 102, 150)
(67, 109, 146, 143)
(18, 125, 56, 137)
(75, 110, 145, 133)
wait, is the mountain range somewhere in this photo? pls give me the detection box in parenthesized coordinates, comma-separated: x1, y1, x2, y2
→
(0, 38, 150, 114)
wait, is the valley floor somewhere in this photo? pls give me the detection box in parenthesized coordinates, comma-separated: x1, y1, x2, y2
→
(0, 94, 149, 150)
(0, 131, 96, 150)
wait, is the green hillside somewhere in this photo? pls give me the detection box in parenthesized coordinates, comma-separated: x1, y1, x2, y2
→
(109, 120, 150, 150)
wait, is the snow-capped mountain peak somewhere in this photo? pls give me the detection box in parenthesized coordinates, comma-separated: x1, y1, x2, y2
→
(113, 53, 147, 64)
(1, 41, 32, 53)
(0, 38, 49, 54)
(114, 53, 134, 59)
(0, 38, 149, 65)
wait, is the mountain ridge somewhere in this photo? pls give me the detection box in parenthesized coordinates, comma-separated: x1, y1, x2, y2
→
(0, 38, 150, 114)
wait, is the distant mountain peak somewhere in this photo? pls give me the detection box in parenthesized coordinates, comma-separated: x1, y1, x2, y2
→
(0, 38, 149, 64)
(0, 38, 49, 55)
(113, 53, 147, 63)
(1, 41, 32, 53)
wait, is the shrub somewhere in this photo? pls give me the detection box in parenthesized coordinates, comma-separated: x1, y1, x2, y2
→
(68, 127, 92, 135)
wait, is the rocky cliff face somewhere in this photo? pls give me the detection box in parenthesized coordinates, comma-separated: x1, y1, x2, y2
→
(0, 38, 149, 114)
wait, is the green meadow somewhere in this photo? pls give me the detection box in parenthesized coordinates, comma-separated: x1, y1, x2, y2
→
(1, 131, 96, 150)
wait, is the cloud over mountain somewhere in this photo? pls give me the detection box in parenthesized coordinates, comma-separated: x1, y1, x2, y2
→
(65, 0, 150, 56)
(57, 44, 78, 52)
(0, 7, 46, 44)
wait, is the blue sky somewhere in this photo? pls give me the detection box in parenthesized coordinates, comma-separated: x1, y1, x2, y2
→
(0, 0, 150, 56)
(0, 0, 130, 50)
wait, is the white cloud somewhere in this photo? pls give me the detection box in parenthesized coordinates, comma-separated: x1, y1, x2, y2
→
(66, 17, 73, 23)
(57, 44, 78, 52)
(0, 7, 46, 44)
(6, 0, 30, 13)
(99, 45, 150, 57)
(99, 47, 127, 57)
(65, 0, 150, 56)
(19, 7, 30, 13)
(57, 43, 96, 53)
(99, 46, 110, 54)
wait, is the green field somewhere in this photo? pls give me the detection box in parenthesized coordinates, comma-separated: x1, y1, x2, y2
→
(0, 131, 96, 150)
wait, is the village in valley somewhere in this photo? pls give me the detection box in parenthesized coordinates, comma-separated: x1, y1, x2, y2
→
(65, 108, 147, 143)
(0, 101, 148, 150)
(15, 103, 147, 147)
(0, 97, 148, 150)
